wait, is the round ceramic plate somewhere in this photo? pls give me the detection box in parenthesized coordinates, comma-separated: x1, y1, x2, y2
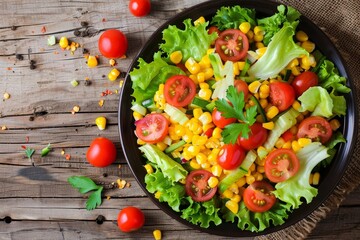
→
(118, 0, 357, 237)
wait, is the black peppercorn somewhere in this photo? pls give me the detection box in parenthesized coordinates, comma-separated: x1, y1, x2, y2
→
(15, 54, 24, 61)
(96, 215, 105, 224)
(80, 21, 88, 27)
(74, 30, 81, 37)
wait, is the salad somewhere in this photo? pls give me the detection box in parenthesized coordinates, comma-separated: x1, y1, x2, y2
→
(128, 4, 350, 232)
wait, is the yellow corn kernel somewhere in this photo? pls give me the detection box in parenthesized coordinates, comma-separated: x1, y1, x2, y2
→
(312, 172, 320, 185)
(202, 123, 215, 133)
(254, 26, 264, 36)
(108, 68, 120, 81)
(248, 80, 262, 93)
(229, 183, 239, 194)
(301, 40, 315, 53)
(231, 194, 241, 203)
(153, 229, 162, 240)
(137, 139, 146, 145)
(174, 124, 186, 137)
(200, 82, 209, 89)
(254, 34, 264, 42)
(95, 116, 107, 130)
(233, 62, 240, 75)
(59, 36, 69, 49)
(203, 68, 214, 80)
(257, 165, 265, 174)
(198, 112, 212, 125)
(239, 22, 251, 34)
(238, 61, 246, 70)
(197, 72, 206, 83)
(266, 106, 279, 119)
(292, 140, 301, 152)
(246, 30, 254, 41)
(262, 121, 274, 130)
(194, 16, 205, 26)
(298, 138, 312, 147)
(154, 191, 161, 199)
(275, 137, 286, 149)
(287, 58, 299, 68)
(198, 88, 212, 101)
(144, 164, 154, 174)
(193, 108, 203, 119)
(212, 127, 222, 139)
(253, 172, 263, 181)
(193, 135, 208, 146)
(185, 57, 201, 75)
(259, 98, 268, 109)
(207, 48, 215, 55)
(225, 199, 239, 214)
(189, 74, 198, 83)
(309, 173, 313, 185)
(236, 177, 247, 187)
(182, 130, 194, 143)
(292, 100, 301, 111)
(195, 152, 207, 164)
(205, 137, 221, 149)
(156, 142, 168, 151)
(208, 176, 219, 188)
(296, 30, 308, 42)
(246, 175, 256, 185)
(223, 189, 234, 199)
(256, 47, 267, 57)
(170, 51, 183, 64)
(211, 165, 222, 177)
(291, 66, 302, 76)
(87, 55, 98, 68)
(259, 84, 270, 98)
(133, 111, 143, 121)
(189, 159, 201, 169)
(109, 59, 116, 66)
(282, 141, 292, 149)
(255, 42, 265, 49)
(199, 55, 211, 69)
(329, 119, 341, 131)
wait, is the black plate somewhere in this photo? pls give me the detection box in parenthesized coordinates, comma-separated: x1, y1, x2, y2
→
(118, 0, 357, 237)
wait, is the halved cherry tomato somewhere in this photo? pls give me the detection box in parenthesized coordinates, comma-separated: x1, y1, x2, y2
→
(164, 75, 196, 107)
(98, 29, 128, 59)
(234, 80, 249, 99)
(212, 108, 237, 129)
(208, 26, 221, 36)
(269, 82, 295, 112)
(237, 123, 268, 150)
(297, 116, 333, 144)
(281, 129, 296, 142)
(129, 0, 151, 17)
(117, 206, 145, 232)
(86, 137, 117, 168)
(243, 181, 276, 213)
(215, 29, 249, 62)
(264, 148, 300, 183)
(291, 71, 319, 97)
(217, 144, 246, 170)
(185, 170, 217, 202)
(135, 113, 169, 144)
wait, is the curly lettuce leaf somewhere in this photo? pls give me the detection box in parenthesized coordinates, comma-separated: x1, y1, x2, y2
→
(298, 86, 334, 118)
(210, 5, 257, 30)
(145, 169, 185, 212)
(181, 196, 222, 228)
(248, 22, 308, 80)
(222, 201, 290, 232)
(139, 144, 188, 183)
(160, 19, 218, 62)
(273, 142, 329, 209)
(130, 52, 185, 104)
(318, 60, 351, 93)
(257, 5, 301, 45)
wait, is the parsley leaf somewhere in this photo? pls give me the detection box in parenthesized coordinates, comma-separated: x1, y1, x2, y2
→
(68, 176, 103, 210)
(215, 85, 257, 144)
(25, 148, 35, 160)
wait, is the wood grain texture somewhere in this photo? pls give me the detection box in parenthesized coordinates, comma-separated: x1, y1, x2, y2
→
(1, 0, 359, 239)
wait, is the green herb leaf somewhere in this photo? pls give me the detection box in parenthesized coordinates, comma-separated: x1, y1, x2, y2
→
(25, 148, 35, 159)
(86, 187, 103, 211)
(68, 176, 101, 194)
(41, 143, 51, 157)
(222, 123, 251, 144)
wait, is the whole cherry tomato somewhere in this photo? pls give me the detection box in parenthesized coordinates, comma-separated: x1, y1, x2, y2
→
(291, 71, 319, 97)
(129, 0, 151, 17)
(98, 29, 128, 59)
(86, 137, 117, 167)
(117, 206, 145, 232)
(217, 144, 246, 170)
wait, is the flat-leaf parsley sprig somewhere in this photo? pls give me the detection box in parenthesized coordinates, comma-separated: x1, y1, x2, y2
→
(215, 85, 257, 144)
(68, 176, 104, 210)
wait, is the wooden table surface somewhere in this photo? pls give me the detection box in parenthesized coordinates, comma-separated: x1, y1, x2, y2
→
(1, 0, 359, 239)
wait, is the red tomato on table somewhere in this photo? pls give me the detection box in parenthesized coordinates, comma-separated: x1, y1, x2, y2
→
(297, 116, 333, 144)
(164, 75, 196, 107)
(264, 148, 300, 183)
(86, 137, 117, 167)
(237, 123, 268, 150)
(217, 144, 246, 170)
(129, 0, 151, 17)
(135, 113, 169, 144)
(243, 181, 276, 212)
(269, 82, 296, 111)
(98, 29, 128, 59)
(117, 206, 145, 232)
(215, 29, 249, 62)
(185, 170, 217, 202)
(291, 71, 319, 97)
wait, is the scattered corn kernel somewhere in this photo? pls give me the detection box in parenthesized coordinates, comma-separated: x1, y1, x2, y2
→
(312, 172, 320, 185)
(95, 116, 107, 130)
(59, 36, 69, 49)
(108, 68, 120, 81)
(3, 92, 10, 99)
(153, 229, 162, 240)
(87, 55, 98, 68)
(109, 59, 116, 66)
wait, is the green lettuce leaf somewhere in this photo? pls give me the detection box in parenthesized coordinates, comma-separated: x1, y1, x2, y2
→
(160, 19, 218, 62)
(210, 5, 257, 30)
(318, 60, 351, 93)
(257, 5, 301, 45)
(145, 168, 185, 212)
(139, 144, 188, 183)
(222, 201, 290, 232)
(181, 196, 222, 228)
(247, 22, 308, 80)
(330, 91, 347, 116)
(298, 86, 334, 118)
(273, 142, 329, 209)
(130, 52, 185, 104)
(209, 53, 234, 100)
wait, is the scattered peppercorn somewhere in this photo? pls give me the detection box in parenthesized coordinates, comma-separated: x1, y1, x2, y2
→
(29, 116, 35, 121)
(84, 80, 91, 86)
(29, 64, 36, 70)
(102, 173, 108, 177)
(11, 26, 17, 31)
(80, 21, 88, 27)
(15, 54, 24, 61)
(73, 29, 81, 37)
(96, 215, 105, 224)
(82, 48, 89, 54)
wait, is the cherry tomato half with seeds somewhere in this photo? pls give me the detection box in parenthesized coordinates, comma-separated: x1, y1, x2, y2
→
(237, 123, 268, 151)
(185, 170, 217, 202)
(291, 71, 319, 97)
(135, 113, 169, 144)
(212, 108, 237, 129)
(117, 206, 145, 232)
(129, 0, 151, 17)
(269, 82, 295, 112)
(297, 116, 333, 144)
(215, 29, 249, 62)
(86, 137, 117, 168)
(98, 29, 128, 59)
(217, 144, 246, 170)
(264, 148, 300, 183)
(243, 181, 276, 213)
(164, 75, 196, 107)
